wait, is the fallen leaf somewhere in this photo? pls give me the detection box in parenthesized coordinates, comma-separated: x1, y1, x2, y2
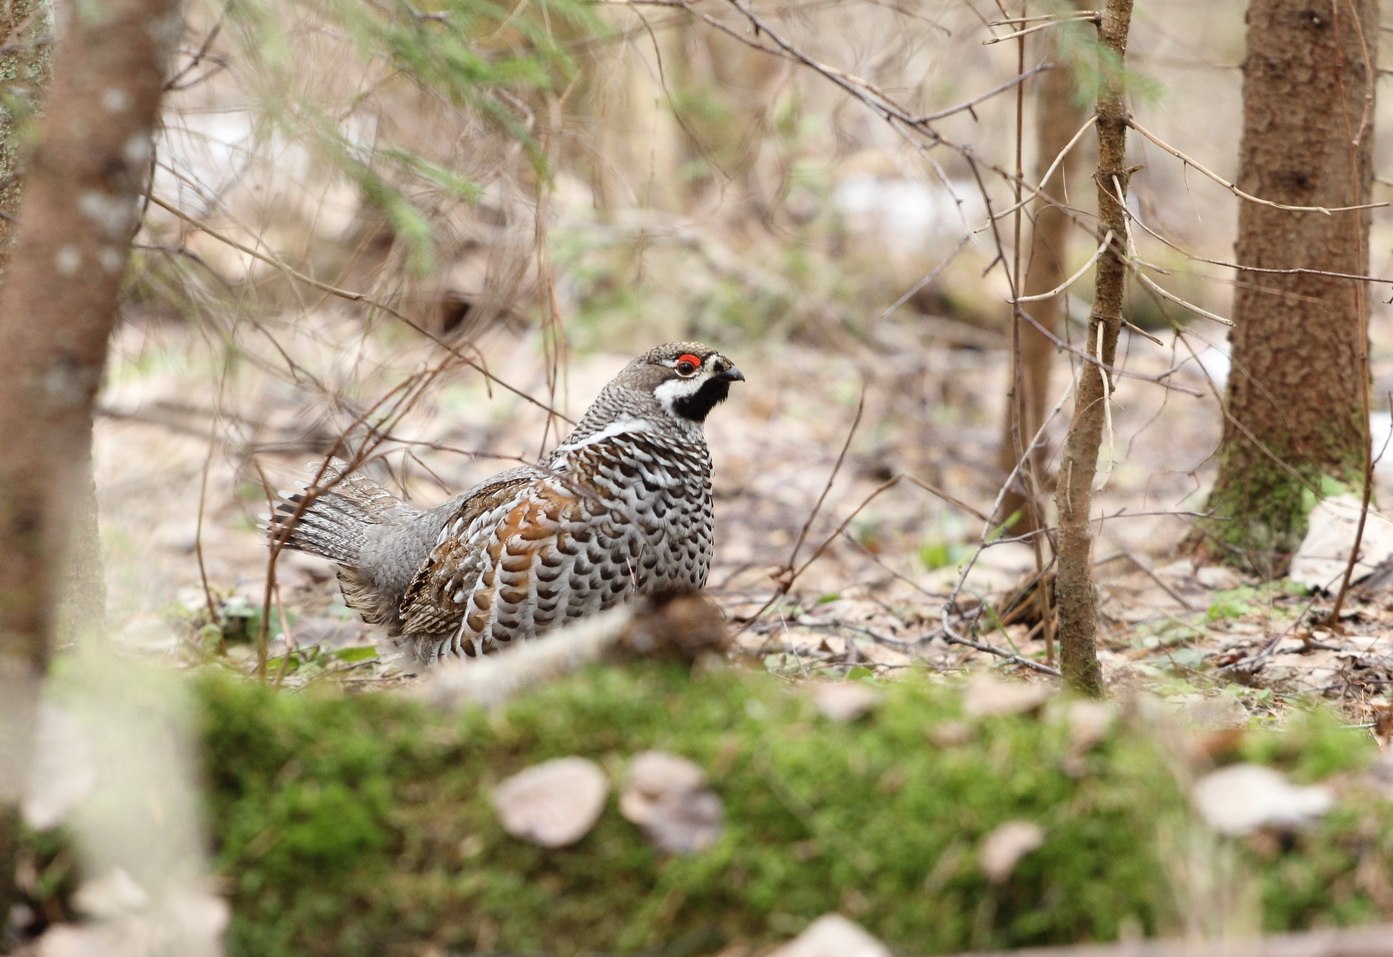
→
(1167, 693, 1249, 730)
(492, 757, 608, 848)
(1065, 699, 1114, 754)
(925, 720, 975, 748)
(1191, 764, 1333, 836)
(980, 820, 1045, 884)
(963, 674, 1051, 718)
(811, 682, 882, 723)
(768, 913, 892, 957)
(620, 750, 723, 854)
(1195, 565, 1242, 590)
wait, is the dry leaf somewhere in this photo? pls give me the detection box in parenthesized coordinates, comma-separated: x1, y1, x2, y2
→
(620, 751, 723, 854)
(768, 913, 892, 957)
(980, 820, 1045, 884)
(1195, 565, 1242, 590)
(811, 682, 882, 723)
(925, 720, 975, 748)
(1191, 764, 1333, 836)
(1168, 693, 1249, 731)
(1065, 700, 1114, 754)
(963, 674, 1051, 718)
(1373, 704, 1393, 751)
(492, 757, 608, 848)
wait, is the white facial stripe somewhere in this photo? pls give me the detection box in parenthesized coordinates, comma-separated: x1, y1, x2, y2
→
(652, 376, 706, 412)
(555, 416, 652, 453)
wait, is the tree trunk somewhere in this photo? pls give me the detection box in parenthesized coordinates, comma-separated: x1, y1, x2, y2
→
(0, 0, 51, 271)
(1052, 0, 1134, 697)
(0, 0, 178, 921)
(997, 4, 1092, 537)
(1193, 0, 1375, 575)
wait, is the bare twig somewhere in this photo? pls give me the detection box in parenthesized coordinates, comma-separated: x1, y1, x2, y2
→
(146, 193, 572, 425)
(1129, 115, 1387, 214)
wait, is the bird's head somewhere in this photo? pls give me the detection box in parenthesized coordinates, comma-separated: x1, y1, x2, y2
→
(618, 341, 745, 423)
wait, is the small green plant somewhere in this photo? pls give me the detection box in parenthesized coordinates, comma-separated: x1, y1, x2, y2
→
(1205, 580, 1306, 623)
(918, 539, 970, 571)
(176, 587, 284, 651)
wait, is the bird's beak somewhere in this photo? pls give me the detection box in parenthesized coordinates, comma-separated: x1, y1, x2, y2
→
(714, 360, 745, 383)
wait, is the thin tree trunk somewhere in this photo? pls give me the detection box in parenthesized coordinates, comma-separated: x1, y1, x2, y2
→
(997, 3, 1091, 536)
(1192, 0, 1375, 576)
(1052, 0, 1133, 697)
(0, 0, 178, 920)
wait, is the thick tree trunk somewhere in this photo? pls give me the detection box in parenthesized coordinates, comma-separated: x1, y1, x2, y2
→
(1194, 0, 1375, 575)
(0, 0, 53, 916)
(0, 0, 52, 273)
(0, 0, 178, 921)
(1052, 0, 1133, 697)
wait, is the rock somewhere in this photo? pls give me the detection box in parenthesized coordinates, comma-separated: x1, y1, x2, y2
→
(1290, 496, 1393, 592)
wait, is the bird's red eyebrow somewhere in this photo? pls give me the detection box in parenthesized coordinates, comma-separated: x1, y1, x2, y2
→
(677, 353, 702, 367)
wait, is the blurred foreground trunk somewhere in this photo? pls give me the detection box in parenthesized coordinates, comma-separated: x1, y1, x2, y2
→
(1191, 0, 1375, 576)
(0, 0, 178, 920)
(0, 0, 53, 916)
(1052, 0, 1134, 697)
(0, 0, 51, 274)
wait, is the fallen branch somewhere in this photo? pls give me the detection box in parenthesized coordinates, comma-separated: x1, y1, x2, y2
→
(414, 594, 730, 710)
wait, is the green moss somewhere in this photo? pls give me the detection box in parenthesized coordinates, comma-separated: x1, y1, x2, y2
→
(14, 666, 1392, 955)
(1196, 461, 1360, 576)
(169, 667, 1391, 955)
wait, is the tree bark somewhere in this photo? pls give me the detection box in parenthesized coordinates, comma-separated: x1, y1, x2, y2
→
(1052, 0, 1133, 697)
(0, 0, 179, 920)
(1193, 0, 1375, 575)
(0, 0, 52, 273)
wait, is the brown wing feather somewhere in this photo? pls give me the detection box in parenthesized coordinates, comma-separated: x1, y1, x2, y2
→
(396, 472, 539, 644)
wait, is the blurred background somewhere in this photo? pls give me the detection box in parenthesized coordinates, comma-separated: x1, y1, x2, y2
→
(94, 0, 1393, 679)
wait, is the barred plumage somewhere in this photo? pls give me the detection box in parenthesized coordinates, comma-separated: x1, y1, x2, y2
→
(268, 342, 743, 666)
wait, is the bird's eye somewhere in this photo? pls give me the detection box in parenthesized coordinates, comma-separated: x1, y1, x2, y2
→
(674, 353, 702, 376)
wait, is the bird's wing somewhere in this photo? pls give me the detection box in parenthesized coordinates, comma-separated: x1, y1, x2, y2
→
(396, 470, 539, 639)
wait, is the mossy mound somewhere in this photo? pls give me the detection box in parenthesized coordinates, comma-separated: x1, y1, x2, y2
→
(13, 664, 1393, 955)
(182, 665, 1393, 956)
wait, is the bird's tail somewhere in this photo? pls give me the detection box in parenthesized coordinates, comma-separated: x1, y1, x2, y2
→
(267, 459, 410, 565)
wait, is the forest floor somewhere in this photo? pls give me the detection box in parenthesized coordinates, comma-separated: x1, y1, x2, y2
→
(93, 309, 1393, 731)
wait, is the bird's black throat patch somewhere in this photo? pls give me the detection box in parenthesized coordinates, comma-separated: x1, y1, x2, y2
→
(672, 378, 731, 422)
